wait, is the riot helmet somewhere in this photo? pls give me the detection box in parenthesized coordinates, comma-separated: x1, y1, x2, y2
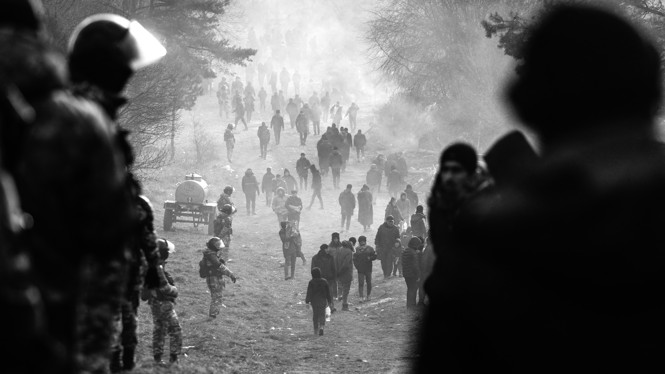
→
(68, 14, 166, 94)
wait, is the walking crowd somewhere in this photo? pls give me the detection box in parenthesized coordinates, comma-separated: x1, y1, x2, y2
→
(3, 2, 664, 373)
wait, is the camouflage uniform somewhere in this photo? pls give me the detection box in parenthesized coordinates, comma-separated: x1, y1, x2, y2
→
(213, 213, 233, 260)
(216, 193, 234, 212)
(110, 194, 157, 372)
(147, 268, 182, 360)
(203, 247, 236, 318)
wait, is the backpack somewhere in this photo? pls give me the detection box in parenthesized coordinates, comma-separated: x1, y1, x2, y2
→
(199, 256, 209, 278)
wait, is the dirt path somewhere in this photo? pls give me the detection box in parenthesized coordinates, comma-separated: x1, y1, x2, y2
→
(131, 94, 423, 373)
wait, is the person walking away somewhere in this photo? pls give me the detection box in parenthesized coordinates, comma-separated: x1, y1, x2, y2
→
(224, 124, 235, 162)
(338, 184, 356, 233)
(144, 240, 182, 365)
(258, 86, 267, 113)
(317, 135, 333, 176)
(366, 164, 382, 204)
(375, 216, 400, 279)
(401, 237, 422, 309)
(257, 122, 271, 159)
(271, 187, 288, 227)
(296, 153, 311, 191)
(308, 165, 324, 209)
(340, 133, 351, 172)
(202, 237, 237, 319)
(311, 244, 337, 312)
(329, 147, 344, 189)
(354, 130, 366, 162)
(396, 192, 412, 230)
(296, 110, 309, 145)
(387, 165, 404, 199)
(286, 98, 298, 129)
(283, 169, 298, 193)
(396, 152, 408, 179)
(262, 168, 275, 206)
(410, 205, 427, 239)
(357, 184, 374, 231)
(336, 241, 354, 311)
(353, 236, 377, 302)
(270, 109, 284, 145)
(305, 267, 333, 335)
(285, 190, 303, 229)
(233, 99, 248, 130)
(311, 103, 322, 135)
(241, 169, 260, 215)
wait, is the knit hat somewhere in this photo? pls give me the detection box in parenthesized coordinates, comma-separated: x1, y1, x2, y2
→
(386, 215, 394, 222)
(332, 232, 340, 239)
(311, 267, 322, 279)
(408, 237, 422, 249)
(440, 143, 478, 175)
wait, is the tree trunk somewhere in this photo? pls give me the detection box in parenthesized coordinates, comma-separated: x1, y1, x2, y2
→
(170, 107, 176, 161)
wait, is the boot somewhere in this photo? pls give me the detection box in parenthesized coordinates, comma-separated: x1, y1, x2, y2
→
(169, 354, 178, 364)
(122, 347, 136, 370)
(154, 354, 165, 365)
(110, 349, 122, 373)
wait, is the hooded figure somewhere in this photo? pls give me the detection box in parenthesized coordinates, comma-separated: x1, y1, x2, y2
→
(410, 205, 427, 239)
(311, 245, 337, 311)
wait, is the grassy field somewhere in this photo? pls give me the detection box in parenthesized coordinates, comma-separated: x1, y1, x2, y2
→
(128, 93, 430, 373)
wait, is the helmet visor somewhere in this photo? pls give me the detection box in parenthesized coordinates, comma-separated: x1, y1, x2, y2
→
(127, 20, 166, 70)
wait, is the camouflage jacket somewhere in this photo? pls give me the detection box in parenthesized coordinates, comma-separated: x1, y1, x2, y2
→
(203, 248, 235, 279)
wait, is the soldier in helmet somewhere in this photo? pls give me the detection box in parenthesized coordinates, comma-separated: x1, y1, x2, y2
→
(65, 13, 166, 373)
(142, 238, 182, 366)
(217, 185, 235, 212)
(110, 192, 158, 372)
(202, 237, 237, 318)
(214, 204, 235, 261)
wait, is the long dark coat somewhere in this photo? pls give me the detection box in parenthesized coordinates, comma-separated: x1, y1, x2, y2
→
(357, 190, 373, 226)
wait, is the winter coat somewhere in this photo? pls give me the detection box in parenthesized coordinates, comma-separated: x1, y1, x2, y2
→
(296, 158, 311, 176)
(279, 226, 301, 257)
(270, 114, 284, 132)
(387, 170, 403, 191)
(354, 133, 367, 148)
(411, 213, 427, 239)
(271, 194, 288, 216)
(405, 190, 419, 210)
(283, 173, 298, 192)
(374, 222, 400, 258)
(272, 178, 288, 192)
(396, 199, 411, 222)
(335, 246, 354, 282)
(367, 169, 382, 187)
(401, 246, 422, 279)
(285, 195, 303, 220)
(311, 170, 322, 190)
(311, 249, 336, 281)
(306, 278, 332, 309)
(329, 150, 344, 169)
(396, 157, 408, 178)
(357, 190, 373, 226)
(261, 172, 275, 193)
(203, 248, 235, 279)
(296, 112, 309, 133)
(286, 101, 298, 119)
(340, 140, 351, 161)
(385, 203, 403, 223)
(242, 174, 260, 196)
(353, 245, 377, 273)
(317, 139, 333, 168)
(257, 125, 270, 143)
(339, 190, 356, 214)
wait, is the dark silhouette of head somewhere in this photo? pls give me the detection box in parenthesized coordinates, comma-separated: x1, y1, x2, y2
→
(507, 4, 661, 145)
